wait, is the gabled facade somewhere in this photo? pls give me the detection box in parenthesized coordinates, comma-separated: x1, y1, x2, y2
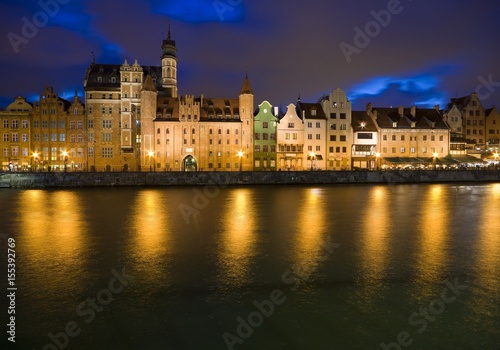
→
(321, 87, 352, 170)
(31, 86, 86, 172)
(445, 93, 486, 150)
(277, 103, 304, 171)
(298, 101, 326, 170)
(0, 96, 32, 171)
(253, 101, 278, 171)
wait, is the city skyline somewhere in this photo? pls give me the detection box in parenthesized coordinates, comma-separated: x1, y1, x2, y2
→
(1, 0, 500, 110)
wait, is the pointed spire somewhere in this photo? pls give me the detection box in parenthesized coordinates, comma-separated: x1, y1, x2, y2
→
(167, 21, 171, 40)
(240, 73, 253, 95)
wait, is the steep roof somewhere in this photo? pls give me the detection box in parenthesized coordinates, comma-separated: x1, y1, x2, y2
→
(240, 74, 253, 95)
(142, 75, 157, 92)
(296, 102, 326, 120)
(351, 111, 377, 132)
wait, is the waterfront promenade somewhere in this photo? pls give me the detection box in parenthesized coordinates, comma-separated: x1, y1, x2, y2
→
(1, 170, 499, 188)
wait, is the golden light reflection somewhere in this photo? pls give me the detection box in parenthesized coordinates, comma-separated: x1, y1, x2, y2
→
(415, 185, 449, 299)
(18, 190, 87, 294)
(293, 188, 327, 279)
(359, 186, 391, 301)
(130, 190, 170, 280)
(472, 184, 500, 311)
(219, 189, 257, 286)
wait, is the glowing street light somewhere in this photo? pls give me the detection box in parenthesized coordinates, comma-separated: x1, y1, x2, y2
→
(375, 152, 381, 170)
(62, 151, 68, 172)
(237, 151, 244, 171)
(309, 152, 315, 171)
(494, 153, 499, 170)
(433, 152, 438, 170)
(148, 151, 154, 172)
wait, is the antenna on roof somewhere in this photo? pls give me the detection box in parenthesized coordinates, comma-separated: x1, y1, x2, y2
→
(91, 51, 95, 64)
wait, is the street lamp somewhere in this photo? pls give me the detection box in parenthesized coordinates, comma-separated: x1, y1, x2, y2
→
(148, 151, 154, 172)
(33, 152, 38, 172)
(494, 153, 499, 170)
(62, 151, 68, 172)
(375, 152, 380, 170)
(237, 151, 244, 171)
(309, 152, 315, 171)
(433, 152, 438, 170)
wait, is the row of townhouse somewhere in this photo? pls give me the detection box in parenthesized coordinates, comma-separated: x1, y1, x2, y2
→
(2, 85, 499, 172)
(2, 31, 500, 172)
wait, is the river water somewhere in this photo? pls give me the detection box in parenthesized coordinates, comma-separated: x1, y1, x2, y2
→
(0, 184, 499, 349)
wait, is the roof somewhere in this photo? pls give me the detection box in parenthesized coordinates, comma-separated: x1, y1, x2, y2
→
(297, 102, 326, 120)
(351, 111, 377, 132)
(142, 75, 157, 93)
(373, 107, 449, 130)
(240, 74, 253, 95)
(155, 96, 241, 123)
(84, 63, 163, 91)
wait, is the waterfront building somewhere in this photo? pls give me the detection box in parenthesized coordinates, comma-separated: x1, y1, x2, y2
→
(366, 104, 450, 167)
(298, 101, 327, 170)
(351, 110, 379, 169)
(31, 87, 86, 172)
(276, 103, 304, 171)
(445, 93, 486, 151)
(0, 96, 32, 171)
(253, 101, 278, 170)
(320, 88, 352, 170)
(485, 106, 500, 152)
(83, 29, 254, 172)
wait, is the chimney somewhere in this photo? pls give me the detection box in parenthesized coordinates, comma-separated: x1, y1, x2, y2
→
(366, 102, 372, 112)
(411, 105, 416, 117)
(398, 106, 404, 116)
(434, 104, 440, 112)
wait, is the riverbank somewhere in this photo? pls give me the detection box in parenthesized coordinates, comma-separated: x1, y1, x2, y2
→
(1, 170, 500, 188)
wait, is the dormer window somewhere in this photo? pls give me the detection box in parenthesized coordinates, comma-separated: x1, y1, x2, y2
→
(311, 109, 317, 116)
(111, 77, 116, 83)
(393, 122, 397, 128)
(411, 122, 416, 128)
(97, 76, 102, 83)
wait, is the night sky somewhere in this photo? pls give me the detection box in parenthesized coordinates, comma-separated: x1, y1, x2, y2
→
(1, 0, 499, 111)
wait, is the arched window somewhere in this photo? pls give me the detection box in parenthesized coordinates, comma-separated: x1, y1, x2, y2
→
(209, 129, 213, 134)
(192, 128, 195, 134)
(157, 128, 160, 134)
(166, 128, 170, 134)
(184, 128, 187, 134)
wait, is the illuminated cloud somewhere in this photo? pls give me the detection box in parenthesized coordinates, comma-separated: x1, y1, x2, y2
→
(348, 66, 458, 108)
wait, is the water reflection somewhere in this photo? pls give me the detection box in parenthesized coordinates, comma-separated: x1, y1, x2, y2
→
(129, 190, 170, 281)
(358, 186, 391, 302)
(219, 189, 257, 286)
(472, 184, 500, 314)
(414, 185, 449, 299)
(292, 188, 328, 280)
(17, 190, 87, 295)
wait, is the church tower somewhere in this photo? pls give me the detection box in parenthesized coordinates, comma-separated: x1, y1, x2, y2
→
(239, 74, 254, 171)
(161, 26, 178, 97)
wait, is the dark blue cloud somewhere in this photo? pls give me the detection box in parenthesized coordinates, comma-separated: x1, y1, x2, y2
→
(151, 0, 245, 23)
